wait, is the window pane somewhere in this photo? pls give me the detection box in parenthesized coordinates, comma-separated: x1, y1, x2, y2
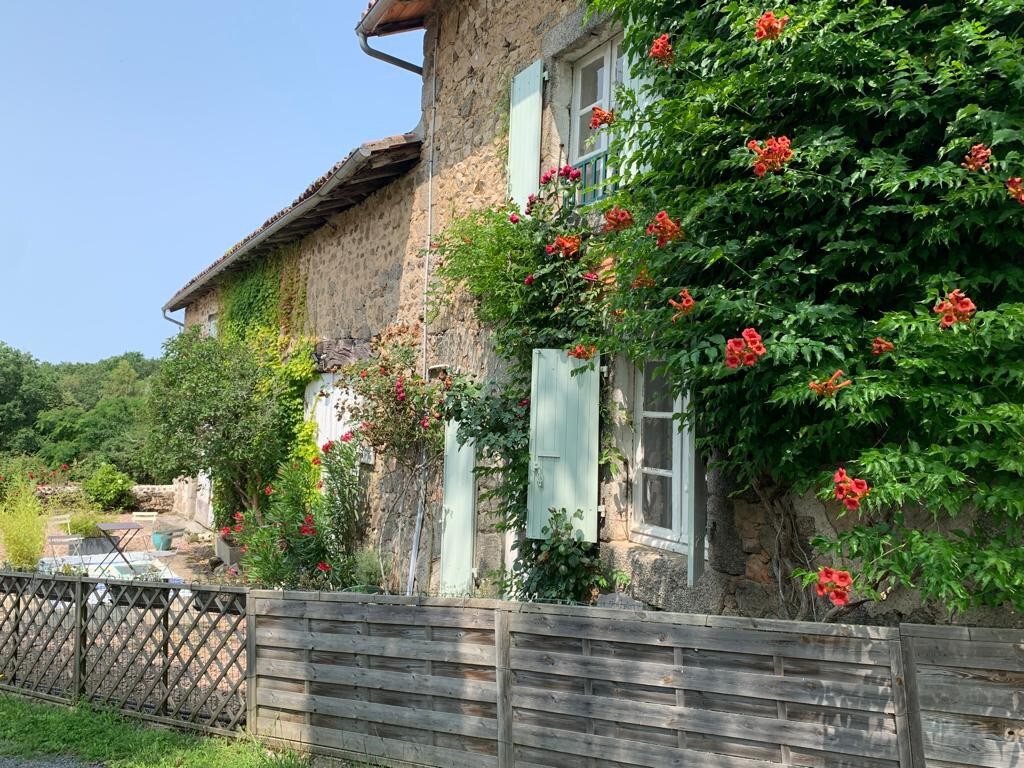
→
(614, 45, 625, 89)
(641, 416, 673, 470)
(577, 113, 599, 159)
(643, 362, 673, 412)
(579, 56, 605, 107)
(640, 472, 672, 530)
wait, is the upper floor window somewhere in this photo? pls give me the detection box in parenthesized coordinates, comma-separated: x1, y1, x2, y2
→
(570, 35, 624, 203)
(632, 362, 696, 554)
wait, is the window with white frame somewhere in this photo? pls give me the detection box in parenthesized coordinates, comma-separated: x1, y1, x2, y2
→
(570, 35, 624, 202)
(632, 362, 696, 553)
(205, 312, 218, 338)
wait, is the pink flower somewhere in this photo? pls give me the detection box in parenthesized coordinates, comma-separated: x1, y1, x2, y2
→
(341, 431, 353, 443)
(582, 272, 599, 282)
(524, 274, 535, 286)
(509, 213, 521, 224)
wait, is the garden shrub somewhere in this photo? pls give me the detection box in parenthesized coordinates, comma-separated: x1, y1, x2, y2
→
(0, 480, 46, 570)
(83, 463, 134, 510)
(233, 436, 366, 588)
(67, 509, 116, 538)
(500, 508, 624, 604)
(587, 0, 1024, 613)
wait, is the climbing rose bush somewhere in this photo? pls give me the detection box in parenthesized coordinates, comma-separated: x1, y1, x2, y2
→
(591, 0, 1024, 613)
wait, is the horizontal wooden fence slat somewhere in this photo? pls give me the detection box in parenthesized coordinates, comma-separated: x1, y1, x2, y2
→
(257, 688, 498, 740)
(510, 647, 897, 713)
(256, 658, 498, 702)
(512, 688, 899, 760)
(255, 627, 496, 665)
(509, 612, 894, 666)
(253, 599, 496, 629)
(258, 717, 498, 768)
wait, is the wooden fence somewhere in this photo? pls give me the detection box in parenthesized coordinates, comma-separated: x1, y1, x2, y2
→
(0, 572, 247, 733)
(2, 575, 1022, 767)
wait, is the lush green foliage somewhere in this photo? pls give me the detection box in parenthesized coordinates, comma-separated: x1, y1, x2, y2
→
(66, 509, 116, 538)
(233, 438, 371, 589)
(147, 328, 307, 526)
(0, 480, 46, 570)
(0, 694, 308, 768)
(82, 462, 135, 510)
(589, 0, 1024, 611)
(0, 344, 159, 482)
(432, 174, 615, 600)
(500, 508, 625, 603)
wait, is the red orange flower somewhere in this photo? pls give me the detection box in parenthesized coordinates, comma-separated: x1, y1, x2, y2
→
(833, 467, 870, 511)
(649, 34, 673, 65)
(872, 337, 894, 357)
(551, 234, 582, 258)
(668, 289, 696, 321)
(725, 329, 767, 369)
(312, 456, 321, 466)
(264, 485, 274, 495)
(961, 144, 992, 172)
(645, 211, 683, 247)
(590, 106, 615, 129)
(568, 344, 598, 360)
(809, 370, 852, 398)
(602, 206, 634, 233)
(1007, 177, 1024, 205)
(524, 274, 535, 286)
(755, 11, 789, 41)
(341, 431, 353, 443)
(747, 136, 793, 176)
(316, 561, 331, 572)
(321, 440, 334, 453)
(816, 566, 853, 606)
(933, 289, 976, 328)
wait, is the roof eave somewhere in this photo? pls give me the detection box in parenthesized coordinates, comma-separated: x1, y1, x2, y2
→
(356, 0, 431, 38)
(163, 136, 421, 313)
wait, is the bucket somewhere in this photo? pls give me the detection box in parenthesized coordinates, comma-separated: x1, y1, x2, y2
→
(151, 531, 174, 551)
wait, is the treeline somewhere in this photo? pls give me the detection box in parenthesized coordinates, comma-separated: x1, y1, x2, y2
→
(0, 341, 164, 483)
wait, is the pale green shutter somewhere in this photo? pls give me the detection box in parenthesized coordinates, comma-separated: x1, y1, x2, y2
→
(526, 349, 600, 543)
(681, 397, 707, 587)
(507, 60, 544, 211)
(440, 420, 477, 596)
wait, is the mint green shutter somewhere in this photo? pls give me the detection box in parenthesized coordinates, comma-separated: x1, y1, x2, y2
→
(440, 420, 476, 596)
(526, 349, 600, 542)
(507, 60, 544, 211)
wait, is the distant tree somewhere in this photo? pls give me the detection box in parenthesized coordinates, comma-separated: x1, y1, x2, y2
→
(0, 342, 56, 454)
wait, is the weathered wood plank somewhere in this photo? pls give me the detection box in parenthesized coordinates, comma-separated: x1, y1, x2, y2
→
(253, 599, 496, 630)
(512, 688, 899, 760)
(510, 648, 896, 713)
(256, 688, 497, 740)
(495, 608, 512, 768)
(513, 721, 784, 768)
(257, 716, 498, 768)
(256, 658, 497, 702)
(910, 637, 1024, 673)
(510, 613, 892, 665)
(920, 711, 1024, 768)
(255, 627, 495, 666)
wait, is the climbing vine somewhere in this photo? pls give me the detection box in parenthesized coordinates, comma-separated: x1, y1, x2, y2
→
(587, 0, 1024, 614)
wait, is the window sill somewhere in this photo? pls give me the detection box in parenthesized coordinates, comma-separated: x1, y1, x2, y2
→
(628, 528, 688, 555)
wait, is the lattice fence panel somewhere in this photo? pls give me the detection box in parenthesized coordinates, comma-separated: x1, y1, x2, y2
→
(0, 574, 78, 701)
(0, 573, 247, 733)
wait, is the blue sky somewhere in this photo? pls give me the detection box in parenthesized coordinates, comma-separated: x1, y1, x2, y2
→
(0, 2, 424, 363)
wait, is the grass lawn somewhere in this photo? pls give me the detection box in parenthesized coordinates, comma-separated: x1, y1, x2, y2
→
(0, 694, 308, 768)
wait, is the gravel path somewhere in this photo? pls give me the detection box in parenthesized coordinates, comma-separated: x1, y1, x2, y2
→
(0, 758, 101, 768)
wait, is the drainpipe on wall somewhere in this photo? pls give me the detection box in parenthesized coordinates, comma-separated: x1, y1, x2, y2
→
(162, 309, 185, 328)
(357, 30, 424, 76)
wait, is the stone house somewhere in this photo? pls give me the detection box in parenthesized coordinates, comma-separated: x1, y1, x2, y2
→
(162, 0, 999, 624)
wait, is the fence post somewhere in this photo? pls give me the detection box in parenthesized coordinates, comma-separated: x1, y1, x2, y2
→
(245, 589, 257, 732)
(72, 576, 86, 702)
(495, 605, 512, 768)
(896, 626, 927, 768)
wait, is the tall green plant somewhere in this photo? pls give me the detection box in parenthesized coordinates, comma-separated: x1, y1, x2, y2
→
(0, 480, 46, 570)
(588, 0, 1024, 612)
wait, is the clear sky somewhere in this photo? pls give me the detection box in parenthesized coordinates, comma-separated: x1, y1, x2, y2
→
(0, 2, 425, 363)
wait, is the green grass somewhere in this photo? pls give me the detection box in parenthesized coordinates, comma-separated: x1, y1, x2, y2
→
(0, 694, 309, 768)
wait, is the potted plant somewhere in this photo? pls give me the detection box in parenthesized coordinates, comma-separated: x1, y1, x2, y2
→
(215, 519, 243, 567)
(67, 510, 118, 556)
